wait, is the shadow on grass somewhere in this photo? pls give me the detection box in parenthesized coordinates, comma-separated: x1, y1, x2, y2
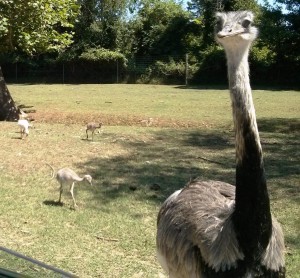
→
(75, 117, 299, 209)
(176, 85, 300, 91)
(43, 200, 63, 207)
(74, 129, 234, 207)
(258, 118, 300, 134)
(258, 118, 300, 203)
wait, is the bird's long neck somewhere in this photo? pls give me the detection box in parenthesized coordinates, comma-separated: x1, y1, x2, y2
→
(72, 174, 84, 182)
(225, 44, 272, 259)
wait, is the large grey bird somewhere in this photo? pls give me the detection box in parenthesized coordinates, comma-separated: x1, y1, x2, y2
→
(156, 11, 285, 277)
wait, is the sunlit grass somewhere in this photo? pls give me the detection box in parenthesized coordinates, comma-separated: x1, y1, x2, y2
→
(9, 84, 299, 126)
(0, 84, 299, 277)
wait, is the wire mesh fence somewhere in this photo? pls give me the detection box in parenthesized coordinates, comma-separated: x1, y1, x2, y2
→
(2, 54, 191, 85)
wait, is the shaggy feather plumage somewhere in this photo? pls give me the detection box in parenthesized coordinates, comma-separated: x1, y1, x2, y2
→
(157, 180, 285, 277)
(157, 181, 241, 272)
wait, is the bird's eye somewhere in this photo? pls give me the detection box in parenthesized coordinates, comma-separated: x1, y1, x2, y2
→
(242, 19, 251, 28)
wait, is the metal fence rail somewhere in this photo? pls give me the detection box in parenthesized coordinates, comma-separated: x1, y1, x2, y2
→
(0, 246, 78, 277)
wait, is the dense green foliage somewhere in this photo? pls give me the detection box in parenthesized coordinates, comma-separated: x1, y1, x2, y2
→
(0, 0, 79, 55)
(0, 0, 299, 86)
(79, 48, 127, 65)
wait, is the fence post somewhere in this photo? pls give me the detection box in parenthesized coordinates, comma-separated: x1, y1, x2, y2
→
(116, 59, 119, 83)
(15, 63, 18, 83)
(185, 53, 188, 86)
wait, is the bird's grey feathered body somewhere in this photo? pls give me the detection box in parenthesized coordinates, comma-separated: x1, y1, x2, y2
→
(156, 11, 285, 278)
(157, 180, 285, 277)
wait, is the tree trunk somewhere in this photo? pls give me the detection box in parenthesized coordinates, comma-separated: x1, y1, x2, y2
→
(0, 66, 19, 121)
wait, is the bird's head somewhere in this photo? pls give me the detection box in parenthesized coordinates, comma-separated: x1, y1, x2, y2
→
(84, 175, 93, 186)
(215, 11, 258, 47)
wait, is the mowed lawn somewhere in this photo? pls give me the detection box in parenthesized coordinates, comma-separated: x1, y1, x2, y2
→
(0, 84, 299, 277)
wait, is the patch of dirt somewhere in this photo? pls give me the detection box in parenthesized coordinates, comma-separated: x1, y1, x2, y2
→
(33, 111, 211, 129)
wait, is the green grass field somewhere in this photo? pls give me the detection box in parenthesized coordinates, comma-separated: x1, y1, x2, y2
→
(0, 84, 299, 277)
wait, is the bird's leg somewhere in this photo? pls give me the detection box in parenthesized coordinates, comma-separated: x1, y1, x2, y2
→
(86, 129, 89, 139)
(92, 131, 94, 141)
(70, 182, 78, 208)
(58, 183, 63, 203)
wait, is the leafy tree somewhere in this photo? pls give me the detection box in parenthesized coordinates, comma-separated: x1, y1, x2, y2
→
(72, 0, 132, 53)
(131, 0, 191, 56)
(256, 0, 300, 85)
(0, 0, 79, 121)
(187, 0, 222, 48)
(223, 0, 260, 12)
(274, 0, 300, 61)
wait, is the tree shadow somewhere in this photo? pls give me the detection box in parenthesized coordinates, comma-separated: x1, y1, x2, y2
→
(258, 118, 299, 133)
(258, 119, 300, 203)
(175, 85, 300, 91)
(75, 117, 299, 210)
(76, 129, 234, 207)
